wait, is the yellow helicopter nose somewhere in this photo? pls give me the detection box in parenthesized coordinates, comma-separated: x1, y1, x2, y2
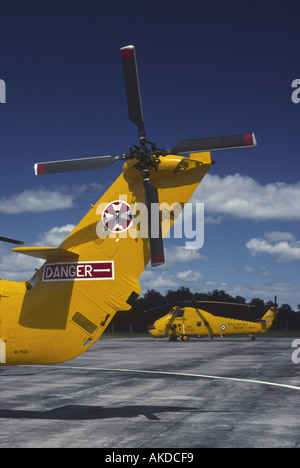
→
(148, 324, 163, 338)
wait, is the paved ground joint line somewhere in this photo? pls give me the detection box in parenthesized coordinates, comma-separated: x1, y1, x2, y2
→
(27, 365, 300, 392)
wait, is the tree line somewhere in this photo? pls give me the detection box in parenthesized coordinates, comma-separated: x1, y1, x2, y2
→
(107, 287, 300, 333)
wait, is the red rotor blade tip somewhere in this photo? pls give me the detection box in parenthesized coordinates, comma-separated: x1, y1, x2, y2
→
(34, 163, 46, 175)
(151, 253, 165, 267)
(121, 45, 135, 59)
(244, 133, 257, 147)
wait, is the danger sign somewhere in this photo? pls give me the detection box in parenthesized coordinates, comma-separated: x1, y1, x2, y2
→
(43, 261, 114, 282)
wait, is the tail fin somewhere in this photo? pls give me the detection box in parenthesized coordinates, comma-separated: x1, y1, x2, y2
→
(16, 153, 212, 341)
(259, 306, 278, 331)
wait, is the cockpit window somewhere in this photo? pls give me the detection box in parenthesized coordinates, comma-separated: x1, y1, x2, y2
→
(170, 307, 185, 317)
(175, 308, 185, 317)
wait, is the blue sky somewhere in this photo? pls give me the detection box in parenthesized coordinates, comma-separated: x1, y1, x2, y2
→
(0, 0, 299, 308)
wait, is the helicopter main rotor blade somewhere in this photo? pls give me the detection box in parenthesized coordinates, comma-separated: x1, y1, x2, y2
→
(34, 154, 122, 175)
(171, 133, 257, 154)
(142, 175, 165, 267)
(121, 45, 145, 136)
(0, 236, 24, 245)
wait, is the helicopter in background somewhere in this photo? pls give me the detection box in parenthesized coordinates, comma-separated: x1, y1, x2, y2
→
(148, 299, 278, 341)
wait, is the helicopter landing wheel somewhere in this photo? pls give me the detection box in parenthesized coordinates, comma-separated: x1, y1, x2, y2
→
(181, 335, 189, 342)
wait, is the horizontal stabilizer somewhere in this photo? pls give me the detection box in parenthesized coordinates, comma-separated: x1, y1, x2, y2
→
(12, 246, 78, 260)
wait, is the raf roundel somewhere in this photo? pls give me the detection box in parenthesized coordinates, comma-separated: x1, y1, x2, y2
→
(102, 200, 133, 233)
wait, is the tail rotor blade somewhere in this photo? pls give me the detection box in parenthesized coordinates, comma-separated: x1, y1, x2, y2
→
(143, 175, 165, 267)
(0, 236, 24, 245)
(171, 133, 257, 154)
(121, 45, 145, 135)
(34, 154, 122, 175)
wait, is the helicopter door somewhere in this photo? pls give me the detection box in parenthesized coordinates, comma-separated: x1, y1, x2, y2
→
(0, 292, 5, 363)
(0, 340, 6, 364)
(172, 308, 185, 336)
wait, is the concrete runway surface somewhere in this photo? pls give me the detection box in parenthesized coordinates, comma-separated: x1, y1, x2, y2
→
(0, 336, 300, 448)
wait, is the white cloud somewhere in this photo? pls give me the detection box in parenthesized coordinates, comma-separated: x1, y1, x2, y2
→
(0, 182, 106, 214)
(0, 188, 74, 213)
(243, 265, 270, 277)
(164, 245, 207, 264)
(264, 231, 295, 243)
(140, 243, 207, 290)
(139, 270, 176, 290)
(192, 173, 300, 221)
(139, 267, 300, 310)
(176, 270, 204, 282)
(210, 279, 300, 310)
(140, 268, 205, 292)
(38, 224, 75, 246)
(0, 224, 75, 281)
(0, 245, 43, 281)
(246, 232, 300, 263)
